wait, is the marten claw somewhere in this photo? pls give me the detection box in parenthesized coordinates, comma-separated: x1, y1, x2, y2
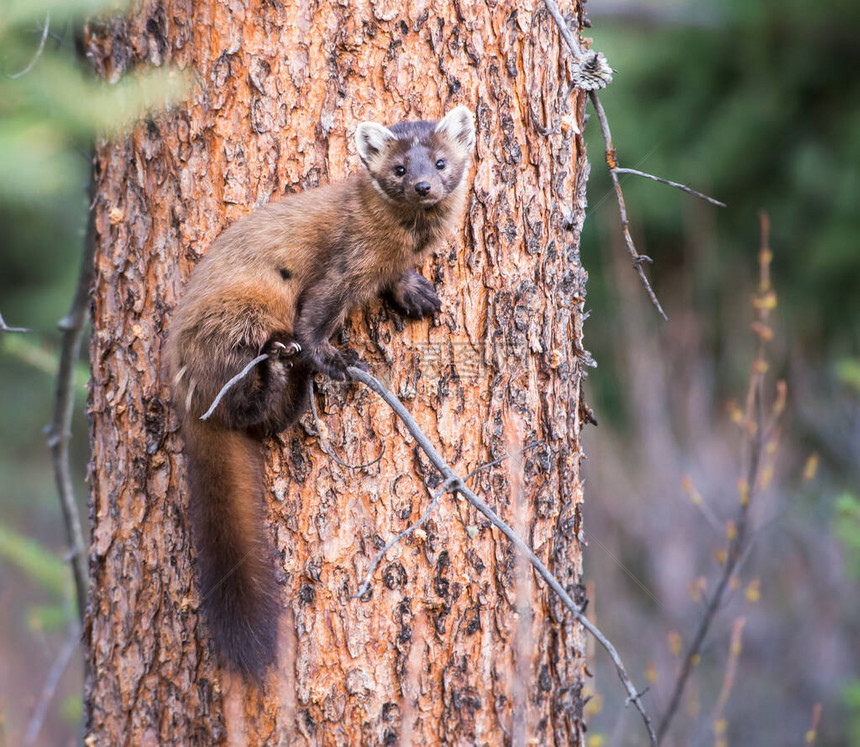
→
(264, 336, 302, 360)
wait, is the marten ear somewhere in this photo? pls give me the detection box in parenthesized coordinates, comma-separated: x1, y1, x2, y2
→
(355, 122, 397, 170)
(435, 106, 476, 154)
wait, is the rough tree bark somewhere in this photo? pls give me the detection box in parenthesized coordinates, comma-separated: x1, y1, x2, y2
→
(83, 0, 591, 743)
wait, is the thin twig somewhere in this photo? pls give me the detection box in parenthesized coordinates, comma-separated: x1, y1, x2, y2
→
(614, 168, 726, 208)
(8, 13, 50, 79)
(541, 0, 584, 60)
(352, 477, 456, 599)
(538, 0, 669, 319)
(199, 354, 269, 420)
(352, 442, 544, 598)
(539, 6, 723, 317)
(656, 213, 780, 742)
(23, 624, 80, 746)
(462, 441, 545, 483)
(589, 92, 668, 320)
(805, 703, 822, 746)
(710, 616, 746, 744)
(0, 312, 31, 334)
(309, 377, 385, 469)
(46, 159, 95, 628)
(346, 365, 658, 747)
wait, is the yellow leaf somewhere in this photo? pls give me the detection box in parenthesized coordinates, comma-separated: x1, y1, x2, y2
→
(745, 579, 760, 603)
(803, 454, 819, 482)
(645, 660, 657, 684)
(727, 400, 743, 424)
(737, 479, 750, 507)
(753, 290, 778, 310)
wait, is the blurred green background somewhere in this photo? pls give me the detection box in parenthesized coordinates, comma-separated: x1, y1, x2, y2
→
(579, 0, 860, 744)
(1, 0, 858, 744)
(0, 1, 185, 743)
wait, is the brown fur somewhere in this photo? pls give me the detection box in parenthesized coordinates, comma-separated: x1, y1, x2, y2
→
(166, 108, 475, 678)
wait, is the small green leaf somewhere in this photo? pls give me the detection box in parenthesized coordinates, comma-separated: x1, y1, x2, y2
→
(60, 694, 83, 725)
(836, 359, 860, 393)
(1, 334, 89, 392)
(833, 493, 860, 578)
(27, 603, 72, 632)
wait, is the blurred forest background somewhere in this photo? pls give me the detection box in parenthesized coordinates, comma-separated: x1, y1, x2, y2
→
(1, 0, 858, 744)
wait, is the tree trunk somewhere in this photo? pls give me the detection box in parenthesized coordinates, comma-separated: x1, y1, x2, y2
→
(83, 1, 591, 744)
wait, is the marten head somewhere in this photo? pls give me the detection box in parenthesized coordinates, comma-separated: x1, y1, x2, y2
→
(355, 106, 476, 208)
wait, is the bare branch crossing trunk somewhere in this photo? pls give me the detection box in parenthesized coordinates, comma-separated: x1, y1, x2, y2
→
(83, 1, 591, 743)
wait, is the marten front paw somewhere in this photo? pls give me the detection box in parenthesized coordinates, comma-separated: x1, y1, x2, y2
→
(337, 347, 369, 374)
(302, 343, 346, 380)
(386, 273, 442, 319)
(303, 344, 366, 381)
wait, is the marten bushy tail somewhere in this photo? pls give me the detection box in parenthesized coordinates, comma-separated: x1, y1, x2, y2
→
(183, 418, 279, 678)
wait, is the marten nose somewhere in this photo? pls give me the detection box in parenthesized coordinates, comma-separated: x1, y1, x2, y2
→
(414, 181, 431, 196)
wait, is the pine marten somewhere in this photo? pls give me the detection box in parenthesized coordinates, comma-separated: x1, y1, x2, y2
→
(166, 106, 476, 678)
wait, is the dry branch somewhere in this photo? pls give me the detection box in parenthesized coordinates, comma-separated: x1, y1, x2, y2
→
(588, 92, 668, 320)
(538, 2, 668, 319)
(354, 441, 543, 598)
(806, 703, 822, 746)
(656, 213, 783, 742)
(542, 0, 585, 60)
(8, 13, 50, 79)
(614, 168, 726, 207)
(23, 623, 80, 746)
(711, 616, 746, 747)
(537, 6, 724, 320)
(0, 312, 31, 334)
(353, 478, 453, 600)
(346, 366, 659, 747)
(199, 353, 269, 421)
(46, 163, 95, 628)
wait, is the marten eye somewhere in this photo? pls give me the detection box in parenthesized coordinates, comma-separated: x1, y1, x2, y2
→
(393, 165, 406, 177)
(435, 159, 446, 170)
